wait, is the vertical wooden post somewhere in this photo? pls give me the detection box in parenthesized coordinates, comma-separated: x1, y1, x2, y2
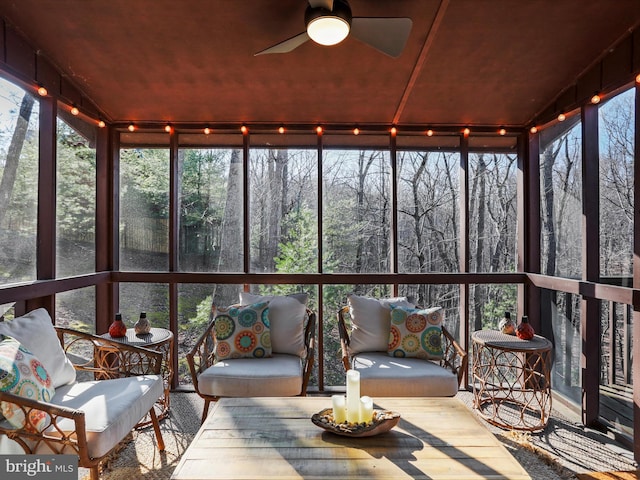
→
(30, 94, 56, 316)
(581, 103, 600, 426)
(607, 301, 615, 385)
(242, 128, 250, 275)
(95, 124, 115, 334)
(390, 129, 398, 282)
(459, 133, 470, 386)
(632, 82, 640, 463)
(519, 131, 542, 332)
(316, 128, 324, 391)
(169, 130, 179, 389)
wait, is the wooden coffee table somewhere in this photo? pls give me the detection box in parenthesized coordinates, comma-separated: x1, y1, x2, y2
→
(171, 397, 530, 480)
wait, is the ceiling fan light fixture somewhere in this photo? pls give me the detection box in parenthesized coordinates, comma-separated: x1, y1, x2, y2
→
(307, 17, 350, 45)
(305, 1, 352, 46)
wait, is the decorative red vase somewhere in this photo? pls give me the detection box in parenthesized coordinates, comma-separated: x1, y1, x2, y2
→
(109, 313, 127, 338)
(516, 315, 535, 340)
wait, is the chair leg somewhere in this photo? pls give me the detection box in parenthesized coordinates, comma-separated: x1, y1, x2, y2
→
(90, 466, 100, 480)
(201, 399, 211, 425)
(149, 407, 165, 451)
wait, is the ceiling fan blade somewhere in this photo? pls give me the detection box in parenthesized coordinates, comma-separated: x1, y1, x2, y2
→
(350, 17, 413, 58)
(254, 32, 310, 56)
(308, 0, 334, 10)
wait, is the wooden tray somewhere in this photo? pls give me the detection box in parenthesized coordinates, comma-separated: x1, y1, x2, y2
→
(311, 408, 401, 437)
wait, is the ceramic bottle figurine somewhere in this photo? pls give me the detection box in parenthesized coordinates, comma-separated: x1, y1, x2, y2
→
(109, 313, 127, 338)
(516, 315, 535, 340)
(499, 311, 515, 335)
(134, 312, 151, 335)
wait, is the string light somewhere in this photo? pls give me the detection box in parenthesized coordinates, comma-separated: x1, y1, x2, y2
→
(165, 124, 172, 133)
(278, 126, 285, 134)
(557, 113, 566, 122)
(70, 106, 79, 116)
(530, 126, 538, 134)
(240, 125, 248, 134)
(463, 127, 470, 136)
(98, 120, 106, 128)
(498, 127, 506, 136)
(37, 85, 48, 96)
(128, 124, 135, 132)
(204, 127, 211, 135)
(316, 126, 323, 134)
(353, 127, 360, 135)
(636, 72, 640, 83)
(390, 126, 397, 135)
(590, 93, 601, 104)
(426, 129, 434, 137)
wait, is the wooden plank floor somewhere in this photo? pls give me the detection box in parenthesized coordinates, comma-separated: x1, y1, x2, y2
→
(171, 397, 531, 480)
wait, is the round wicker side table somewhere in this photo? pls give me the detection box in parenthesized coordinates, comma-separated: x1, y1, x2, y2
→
(471, 329, 552, 431)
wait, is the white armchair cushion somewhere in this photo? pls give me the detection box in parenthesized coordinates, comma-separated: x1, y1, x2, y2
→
(347, 294, 414, 354)
(0, 308, 76, 388)
(50, 375, 163, 458)
(239, 293, 308, 357)
(0, 375, 163, 458)
(197, 353, 303, 398)
(352, 352, 458, 397)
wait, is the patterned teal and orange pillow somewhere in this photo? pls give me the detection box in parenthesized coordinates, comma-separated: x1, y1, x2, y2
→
(213, 302, 272, 360)
(387, 306, 444, 360)
(0, 335, 55, 432)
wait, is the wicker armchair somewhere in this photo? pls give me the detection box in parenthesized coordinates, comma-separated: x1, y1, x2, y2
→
(187, 307, 316, 423)
(0, 309, 165, 480)
(338, 303, 468, 396)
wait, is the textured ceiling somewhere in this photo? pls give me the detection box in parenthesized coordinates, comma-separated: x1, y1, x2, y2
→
(0, 0, 639, 129)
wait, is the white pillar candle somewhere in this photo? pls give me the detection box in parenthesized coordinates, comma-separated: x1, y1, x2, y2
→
(331, 395, 346, 424)
(346, 370, 361, 423)
(359, 395, 373, 424)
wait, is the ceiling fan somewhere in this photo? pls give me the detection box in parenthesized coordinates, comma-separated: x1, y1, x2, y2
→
(255, 0, 412, 58)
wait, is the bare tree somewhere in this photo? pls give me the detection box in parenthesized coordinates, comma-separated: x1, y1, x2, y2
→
(0, 93, 35, 226)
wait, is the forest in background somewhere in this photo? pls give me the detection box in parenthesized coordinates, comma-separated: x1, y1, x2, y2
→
(0, 78, 635, 388)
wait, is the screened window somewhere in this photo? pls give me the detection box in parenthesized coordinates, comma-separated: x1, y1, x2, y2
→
(599, 88, 635, 278)
(119, 148, 170, 271)
(397, 150, 459, 273)
(539, 114, 583, 279)
(250, 148, 318, 273)
(56, 116, 96, 276)
(0, 77, 39, 285)
(179, 148, 243, 272)
(322, 148, 390, 273)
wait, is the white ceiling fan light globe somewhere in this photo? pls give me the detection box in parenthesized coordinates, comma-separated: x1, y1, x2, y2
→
(307, 16, 350, 46)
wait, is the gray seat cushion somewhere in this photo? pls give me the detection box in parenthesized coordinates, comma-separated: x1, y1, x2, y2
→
(51, 375, 163, 458)
(353, 352, 458, 397)
(198, 353, 303, 398)
(0, 375, 163, 458)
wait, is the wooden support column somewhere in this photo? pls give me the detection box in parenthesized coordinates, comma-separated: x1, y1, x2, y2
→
(390, 129, 398, 280)
(29, 94, 56, 316)
(459, 133, 470, 386)
(169, 130, 179, 388)
(95, 124, 115, 334)
(316, 128, 324, 391)
(581, 103, 600, 427)
(520, 132, 542, 333)
(242, 128, 250, 275)
(632, 82, 640, 462)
